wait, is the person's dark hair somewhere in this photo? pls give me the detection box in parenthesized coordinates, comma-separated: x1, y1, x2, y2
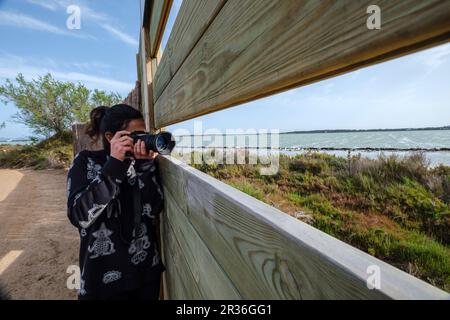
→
(85, 103, 143, 151)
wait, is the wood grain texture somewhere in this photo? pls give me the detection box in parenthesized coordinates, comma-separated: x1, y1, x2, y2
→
(158, 156, 450, 299)
(139, 28, 151, 131)
(139, 26, 160, 132)
(163, 185, 242, 299)
(161, 204, 204, 299)
(136, 53, 141, 86)
(153, 0, 450, 128)
(153, 0, 226, 103)
(122, 81, 141, 110)
(72, 123, 102, 155)
(149, 0, 173, 57)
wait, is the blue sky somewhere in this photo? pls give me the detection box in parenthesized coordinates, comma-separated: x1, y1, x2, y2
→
(0, 0, 449, 139)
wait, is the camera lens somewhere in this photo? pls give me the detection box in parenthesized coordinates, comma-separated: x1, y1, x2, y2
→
(129, 131, 175, 155)
(155, 135, 167, 151)
(154, 132, 175, 155)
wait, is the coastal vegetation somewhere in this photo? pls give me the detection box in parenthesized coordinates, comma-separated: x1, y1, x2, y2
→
(0, 132, 72, 169)
(0, 73, 121, 137)
(192, 151, 450, 291)
(0, 73, 121, 169)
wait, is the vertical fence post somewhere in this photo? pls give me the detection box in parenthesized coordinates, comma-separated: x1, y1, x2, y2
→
(138, 0, 173, 299)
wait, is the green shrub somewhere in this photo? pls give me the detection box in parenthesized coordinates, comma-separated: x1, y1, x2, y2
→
(0, 131, 73, 169)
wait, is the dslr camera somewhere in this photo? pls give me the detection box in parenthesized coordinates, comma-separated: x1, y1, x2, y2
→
(128, 131, 176, 155)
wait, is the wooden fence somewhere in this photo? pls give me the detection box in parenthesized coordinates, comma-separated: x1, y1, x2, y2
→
(136, 0, 450, 299)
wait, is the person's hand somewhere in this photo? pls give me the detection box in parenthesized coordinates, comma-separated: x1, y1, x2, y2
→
(133, 139, 158, 160)
(110, 130, 134, 161)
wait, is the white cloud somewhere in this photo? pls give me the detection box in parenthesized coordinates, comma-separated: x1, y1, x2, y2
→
(26, 0, 59, 11)
(75, 2, 110, 22)
(70, 61, 111, 71)
(77, 2, 138, 46)
(50, 70, 133, 92)
(0, 53, 132, 93)
(100, 24, 139, 46)
(25, 0, 138, 47)
(0, 10, 66, 35)
(0, 10, 93, 39)
(414, 42, 450, 69)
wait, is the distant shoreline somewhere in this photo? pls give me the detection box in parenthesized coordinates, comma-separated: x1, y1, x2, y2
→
(0, 140, 32, 145)
(282, 126, 450, 135)
(174, 126, 450, 137)
(0, 139, 31, 142)
(175, 146, 450, 152)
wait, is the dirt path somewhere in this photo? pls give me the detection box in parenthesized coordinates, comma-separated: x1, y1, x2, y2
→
(0, 169, 79, 299)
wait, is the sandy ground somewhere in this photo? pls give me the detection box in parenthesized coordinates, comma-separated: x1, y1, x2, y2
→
(0, 169, 79, 299)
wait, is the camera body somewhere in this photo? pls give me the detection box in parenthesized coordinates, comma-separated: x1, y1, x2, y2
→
(128, 131, 176, 155)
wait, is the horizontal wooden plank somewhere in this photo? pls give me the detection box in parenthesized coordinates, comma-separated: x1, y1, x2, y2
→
(153, 0, 226, 103)
(161, 206, 203, 299)
(153, 0, 450, 128)
(147, 0, 173, 57)
(163, 187, 242, 299)
(158, 155, 450, 299)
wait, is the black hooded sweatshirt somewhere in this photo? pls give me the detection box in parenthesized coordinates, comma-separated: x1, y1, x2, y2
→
(66, 149, 166, 299)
